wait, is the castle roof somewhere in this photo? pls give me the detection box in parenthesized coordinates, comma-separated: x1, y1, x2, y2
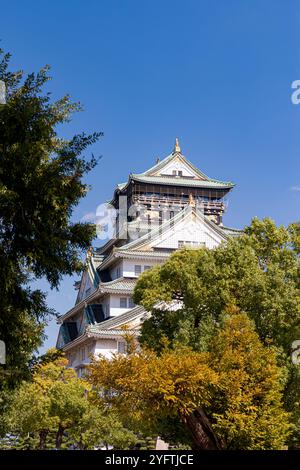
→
(114, 139, 235, 196)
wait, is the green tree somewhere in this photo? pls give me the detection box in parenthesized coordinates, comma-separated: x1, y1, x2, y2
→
(68, 407, 136, 450)
(5, 381, 56, 449)
(0, 48, 101, 393)
(3, 353, 134, 450)
(134, 218, 300, 353)
(133, 218, 300, 447)
(89, 313, 291, 450)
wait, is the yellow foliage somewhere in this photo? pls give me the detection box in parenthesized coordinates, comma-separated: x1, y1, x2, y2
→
(88, 313, 291, 449)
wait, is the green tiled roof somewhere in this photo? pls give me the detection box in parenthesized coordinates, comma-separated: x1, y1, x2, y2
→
(221, 226, 243, 237)
(114, 148, 235, 194)
(100, 277, 136, 293)
(131, 174, 234, 189)
(87, 305, 147, 333)
(87, 328, 140, 338)
(114, 250, 170, 258)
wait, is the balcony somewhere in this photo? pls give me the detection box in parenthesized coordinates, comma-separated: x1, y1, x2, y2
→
(132, 195, 227, 213)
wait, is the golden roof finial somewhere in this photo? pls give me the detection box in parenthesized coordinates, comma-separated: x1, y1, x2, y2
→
(188, 193, 195, 207)
(87, 246, 93, 258)
(174, 137, 181, 153)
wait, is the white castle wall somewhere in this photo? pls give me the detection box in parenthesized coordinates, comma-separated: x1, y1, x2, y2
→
(158, 159, 197, 178)
(150, 219, 222, 250)
(94, 339, 118, 359)
(122, 259, 159, 278)
(109, 295, 133, 316)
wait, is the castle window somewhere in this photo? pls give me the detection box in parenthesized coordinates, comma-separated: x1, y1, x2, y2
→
(77, 366, 86, 378)
(81, 347, 86, 361)
(118, 341, 126, 354)
(159, 211, 163, 226)
(134, 265, 142, 276)
(116, 267, 121, 278)
(144, 265, 151, 271)
(129, 298, 135, 308)
(178, 170, 183, 177)
(120, 298, 127, 308)
(178, 241, 206, 249)
(105, 304, 110, 317)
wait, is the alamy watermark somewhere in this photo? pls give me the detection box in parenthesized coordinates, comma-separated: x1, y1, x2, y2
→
(291, 80, 300, 105)
(93, 195, 209, 244)
(0, 80, 6, 104)
(0, 340, 6, 365)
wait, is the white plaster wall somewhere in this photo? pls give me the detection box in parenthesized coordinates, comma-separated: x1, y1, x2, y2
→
(122, 259, 159, 278)
(67, 342, 95, 368)
(158, 159, 197, 178)
(94, 339, 118, 359)
(109, 294, 133, 316)
(150, 218, 223, 250)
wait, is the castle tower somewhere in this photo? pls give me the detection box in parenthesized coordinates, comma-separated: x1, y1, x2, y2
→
(56, 140, 238, 376)
(111, 138, 234, 240)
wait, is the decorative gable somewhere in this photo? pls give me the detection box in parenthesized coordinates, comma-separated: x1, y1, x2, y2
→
(120, 206, 227, 253)
(142, 139, 209, 180)
(148, 211, 225, 251)
(155, 155, 203, 179)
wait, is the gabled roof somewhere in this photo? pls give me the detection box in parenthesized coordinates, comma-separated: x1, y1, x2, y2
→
(95, 206, 242, 272)
(117, 205, 228, 252)
(141, 148, 209, 180)
(114, 139, 235, 195)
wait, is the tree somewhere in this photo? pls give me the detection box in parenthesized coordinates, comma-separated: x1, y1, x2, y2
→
(0, 48, 102, 393)
(3, 353, 135, 450)
(5, 381, 56, 449)
(88, 312, 290, 450)
(288, 221, 300, 255)
(68, 407, 136, 450)
(133, 218, 300, 447)
(134, 218, 300, 353)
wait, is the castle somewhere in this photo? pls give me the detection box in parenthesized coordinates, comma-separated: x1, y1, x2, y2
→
(56, 139, 239, 375)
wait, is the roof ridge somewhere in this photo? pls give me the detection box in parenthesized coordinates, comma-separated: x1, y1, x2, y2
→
(130, 174, 234, 188)
(100, 276, 135, 286)
(140, 152, 174, 176)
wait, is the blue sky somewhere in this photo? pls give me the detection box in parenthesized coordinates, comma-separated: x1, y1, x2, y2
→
(2, 0, 300, 352)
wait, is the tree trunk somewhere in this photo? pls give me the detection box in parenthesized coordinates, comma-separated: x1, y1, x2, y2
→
(55, 424, 64, 450)
(38, 430, 48, 450)
(181, 407, 223, 450)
